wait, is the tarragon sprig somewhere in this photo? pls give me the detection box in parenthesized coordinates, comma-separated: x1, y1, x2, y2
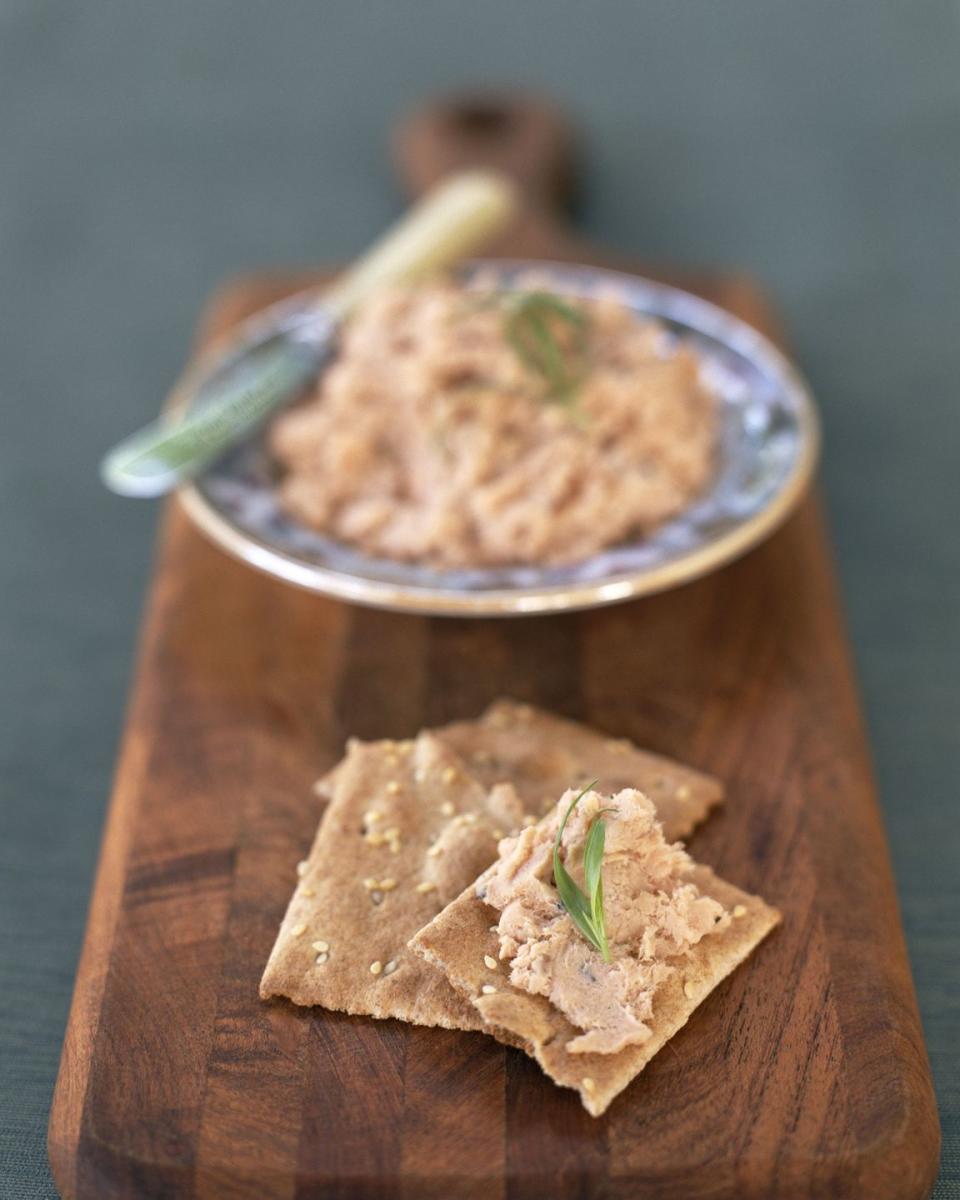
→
(552, 782, 615, 962)
(466, 289, 591, 407)
(504, 291, 590, 406)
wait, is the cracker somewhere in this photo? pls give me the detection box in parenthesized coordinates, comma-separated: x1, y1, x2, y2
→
(412, 863, 780, 1116)
(268, 705, 723, 1032)
(315, 699, 722, 842)
(442, 699, 721, 838)
(260, 732, 526, 1030)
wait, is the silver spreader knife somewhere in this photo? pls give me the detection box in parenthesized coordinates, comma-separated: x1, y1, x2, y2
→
(100, 172, 516, 497)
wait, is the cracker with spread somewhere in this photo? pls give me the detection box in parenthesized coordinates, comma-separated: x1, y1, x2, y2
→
(411, 787, 780, 1115)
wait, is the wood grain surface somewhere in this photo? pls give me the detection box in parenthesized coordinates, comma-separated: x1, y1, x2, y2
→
(48, 95, 939, 1199)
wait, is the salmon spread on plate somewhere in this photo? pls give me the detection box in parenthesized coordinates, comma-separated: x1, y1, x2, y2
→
(270, 278, 718, 568)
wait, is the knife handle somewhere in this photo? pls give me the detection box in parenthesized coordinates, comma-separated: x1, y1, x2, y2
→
(324, 170, 517, 320)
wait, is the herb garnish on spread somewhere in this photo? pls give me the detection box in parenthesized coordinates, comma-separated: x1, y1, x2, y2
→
(489, 290, 591, 409)
(482, 787, 731, 1055)
(552, 782, 613, 961)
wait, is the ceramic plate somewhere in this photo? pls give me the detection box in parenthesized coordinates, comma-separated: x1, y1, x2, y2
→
(179, 261, 819, 616)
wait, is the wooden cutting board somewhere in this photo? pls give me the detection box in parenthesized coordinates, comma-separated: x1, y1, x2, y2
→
(48, 96, 939, 1199)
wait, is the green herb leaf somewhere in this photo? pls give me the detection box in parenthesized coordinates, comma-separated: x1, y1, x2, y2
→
(554, 868, 595, 934)
(505, 291, 590, 405)
(583, 817, 605, 917)
(470, 289, 590, 407)
(552, 783, 613, 962)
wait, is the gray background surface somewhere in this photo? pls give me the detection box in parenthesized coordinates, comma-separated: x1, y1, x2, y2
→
(1, 2, 957, 1196)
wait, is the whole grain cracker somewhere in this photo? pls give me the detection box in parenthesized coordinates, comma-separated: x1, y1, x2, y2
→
(270, 704, 723, 1033)
(315, 699, 722, 841)
(260, 733, 526, 1030)
(411, 863, 780, 1116)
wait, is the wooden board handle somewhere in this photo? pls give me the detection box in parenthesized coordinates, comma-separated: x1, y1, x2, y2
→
(393, 92, 575, 215)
